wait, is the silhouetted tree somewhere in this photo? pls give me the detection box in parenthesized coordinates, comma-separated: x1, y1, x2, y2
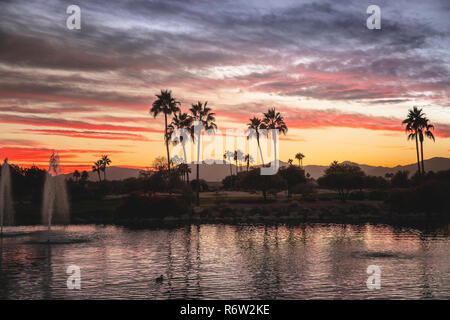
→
(150, 90, 180, 172)
(402, 107, 425, 175)
(247, 117, 265, 166)
(262, 108, 287, 166)
(417, 117, 435, 174)
(92, 160, 102, 182)
(391, 170, 410, 188)
(317, 161, 365, 202)
(190, 101, 217, 206)
(295, 153, 305, 168)
(279, 165, 306, 198)
(73, 170, 80, 182)
(101, 155, 111, 180)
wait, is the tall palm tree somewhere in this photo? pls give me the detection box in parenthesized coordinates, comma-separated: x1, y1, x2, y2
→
(295, 152, 305, 168)
(101, 155, 111, 180)
(245, 154, 254, 172)
(92, 160, 102, 182)
(189, 101, 217, 206)
(247, 117, 265, 166)
(168, 111, 193, 164)
(417, 117, 435, 174)
(150, 90, 180, 172)
(262, 108, 287, 167)
(402, 107, 425, 175)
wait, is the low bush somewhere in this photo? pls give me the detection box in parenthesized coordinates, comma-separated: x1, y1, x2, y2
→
(116, 193, 189, 220)
(348, 190, 365, 200)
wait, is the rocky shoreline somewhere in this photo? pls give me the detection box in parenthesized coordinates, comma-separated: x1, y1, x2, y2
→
(114, 202, 448, 227)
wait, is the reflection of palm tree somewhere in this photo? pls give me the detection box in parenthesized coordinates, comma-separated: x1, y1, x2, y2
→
(101, 155, 111, 180)
(402, 107, 425, 175)
(190, 101, 217, 206)
(150, 90, 180, 172)
(295, 152, 305, 168)
(262, 108, 287, 166)
(92, 160, 102, 182)
(168, 112, 193, 164)
(417, 117, 435, 174)
(247, 117, 265, 166)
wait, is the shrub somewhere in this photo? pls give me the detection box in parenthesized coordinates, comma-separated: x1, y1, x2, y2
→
(368, 190, 388, 201)
(348, 190, 365, 200)
(385, 179, 450, 214)
(116, 193, 189, 220)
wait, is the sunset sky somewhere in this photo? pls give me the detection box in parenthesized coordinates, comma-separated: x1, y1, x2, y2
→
(1, 0, 449, 173)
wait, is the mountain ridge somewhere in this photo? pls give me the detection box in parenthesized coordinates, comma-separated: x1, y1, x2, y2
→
(63, 157, 450, 182)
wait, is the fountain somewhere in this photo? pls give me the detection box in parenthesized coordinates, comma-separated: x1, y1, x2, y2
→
(0, 158, 14, 236)
(42, 153, 70, 241)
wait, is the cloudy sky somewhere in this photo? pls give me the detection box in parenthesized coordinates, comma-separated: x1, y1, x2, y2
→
(0, 0, 449, 171)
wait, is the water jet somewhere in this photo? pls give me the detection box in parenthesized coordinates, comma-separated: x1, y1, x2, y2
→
(42, 153, 69, 242)
(0, 158, 14, 236)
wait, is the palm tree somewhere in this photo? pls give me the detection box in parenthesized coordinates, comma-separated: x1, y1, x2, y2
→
(247, 117, 265, 166)
(402, 107, 425, 175)
(288, 159, 293, 165)
(81, 170, 89, 182)
(417, 117, 435, 174)
(245, 154, 254, 172)
(295, 152, 305, 168)
(92, 160, 102, 182)
(177, 163, 191, 183)
(262, 108, 287, 167)
(189, 101, 217, 206)
(150, 90, 180, 172)
(73, 170, 80, 182)
(101, 155, 111, 180)
(168, 111, 193, 164)
(234, 150, 245, 174)
(224, 151, 234, 177)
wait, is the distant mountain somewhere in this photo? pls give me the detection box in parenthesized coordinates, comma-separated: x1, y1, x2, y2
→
(64, 166, 141, 182)
(64, 157, 450, 182)
(304, 157, 450, 179)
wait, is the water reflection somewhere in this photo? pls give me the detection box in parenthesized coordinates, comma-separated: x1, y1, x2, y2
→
(0, 223, 448, 299)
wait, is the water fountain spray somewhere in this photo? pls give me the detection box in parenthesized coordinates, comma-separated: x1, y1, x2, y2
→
(42, 153, 70, 241)
(0, 158, 14, 236)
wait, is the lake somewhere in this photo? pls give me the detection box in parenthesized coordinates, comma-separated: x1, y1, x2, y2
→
(0, 223, 448, 299)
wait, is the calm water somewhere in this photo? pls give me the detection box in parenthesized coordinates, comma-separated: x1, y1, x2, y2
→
(0, 223, 449, 299)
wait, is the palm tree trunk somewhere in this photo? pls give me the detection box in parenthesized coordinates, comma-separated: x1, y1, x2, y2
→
(415, 134, 421, 175)
(273, 134, 277, 168)
(164, 113, 171, 172)
(257, 135, 265, 166)
(420, 140, 425, 175)
(298, 159, 300, 167)
(196, 134, 200, 206)
(196, 163, 200, 206)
